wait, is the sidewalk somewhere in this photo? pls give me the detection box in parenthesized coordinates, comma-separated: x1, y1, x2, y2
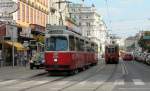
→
(0, 66, 46, 80)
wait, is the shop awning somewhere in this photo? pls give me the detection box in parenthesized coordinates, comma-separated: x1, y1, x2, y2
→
(4, 41, 27, 51)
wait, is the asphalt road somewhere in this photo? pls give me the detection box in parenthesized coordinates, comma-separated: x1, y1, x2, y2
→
(0, 60, 150, 91)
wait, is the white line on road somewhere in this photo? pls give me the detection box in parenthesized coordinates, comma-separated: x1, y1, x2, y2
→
(93, 81, 103, 85)
(10, 80, 49, 88)
(119, 88, 150, 90)
(115, 79, 125, 85)
(55, 81, 69, 85)
(132, 79, 145, 85)
(0, 80, 18, 85)
(78, 81, 87, 85)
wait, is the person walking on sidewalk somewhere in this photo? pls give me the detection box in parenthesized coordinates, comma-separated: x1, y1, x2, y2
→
(24, 55, 28, 67)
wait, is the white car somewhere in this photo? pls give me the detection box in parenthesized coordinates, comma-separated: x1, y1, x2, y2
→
(146, 53, 150, 65)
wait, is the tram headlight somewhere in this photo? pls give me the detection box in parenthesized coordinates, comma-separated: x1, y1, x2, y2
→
(54, 58, 58, 62)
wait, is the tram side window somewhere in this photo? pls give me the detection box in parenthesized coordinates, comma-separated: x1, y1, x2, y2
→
(76, 38, 80, 51)
(86, 42, 91, 52)
(91, 43, 95, 52)
(93, 44, 98, 53)
(80, 39, 85, 51)
(69, 36, 75, 51)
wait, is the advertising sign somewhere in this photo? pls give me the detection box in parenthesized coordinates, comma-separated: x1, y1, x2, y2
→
(0, 0, 18, 14)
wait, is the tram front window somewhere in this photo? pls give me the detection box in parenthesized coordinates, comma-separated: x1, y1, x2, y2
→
(46, 36, 68, 51)
(108, 48, 115, 53)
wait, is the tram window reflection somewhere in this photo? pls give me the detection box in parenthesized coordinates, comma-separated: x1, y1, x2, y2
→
(69, 36, 75, 51)
(46, 36, 68, 51)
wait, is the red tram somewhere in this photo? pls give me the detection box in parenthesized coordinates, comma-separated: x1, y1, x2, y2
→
(44, 25, 98, 74)
(105, 44, 119, 64)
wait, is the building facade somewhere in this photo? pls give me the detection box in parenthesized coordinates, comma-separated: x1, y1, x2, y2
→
(0, 0, 49, 66)
(14, 0, 48, 27)
(68, 3, 107, 57)
(48, 0, 69, 25)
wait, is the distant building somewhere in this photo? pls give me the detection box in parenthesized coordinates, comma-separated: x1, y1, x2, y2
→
(48, 0, 69, 25)
(125, 36, 136, 51)
(68, 3, 107, 58)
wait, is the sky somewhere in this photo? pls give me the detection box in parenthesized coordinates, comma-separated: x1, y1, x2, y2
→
(70, 0, 150, 38)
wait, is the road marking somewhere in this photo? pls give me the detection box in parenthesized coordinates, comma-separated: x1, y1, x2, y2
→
(93, 81, 103, 85)
(121, 63, 125, 75)
(78, 81, 87, 85)
(121, 62, 129, 75)
(132, 79, 145, 85)
(55, 81, 69, 85)
(0, 80, 18, 85)
(115, 79, 125, 85)
(119, 88, 150, 90)
(10, 80, 49, 88)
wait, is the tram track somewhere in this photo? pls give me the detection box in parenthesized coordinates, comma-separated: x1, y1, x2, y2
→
(0, 71, 49, 87)
(93, 64, 118, 91)
(17, 63, 106, 91)
(57, 64, 106, 91)
(56, 64, 118, 91)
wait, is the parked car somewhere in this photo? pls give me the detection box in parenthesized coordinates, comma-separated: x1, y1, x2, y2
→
(30, 52, 45, 69)
(122, 53, 133, 61)
(135, 52, 146, 63)
(145, 53, 150, 65)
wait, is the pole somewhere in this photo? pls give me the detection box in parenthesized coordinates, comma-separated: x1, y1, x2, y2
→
(58, 0, 63, 25)
(10, 23, 15, 67)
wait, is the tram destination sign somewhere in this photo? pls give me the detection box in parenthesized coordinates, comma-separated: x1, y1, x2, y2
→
(46, 24, 67, 34)
(0, 0, 18, 14)
(47, 30, 64, 34)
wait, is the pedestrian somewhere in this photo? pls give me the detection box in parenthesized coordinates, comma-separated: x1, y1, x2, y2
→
(24, 55, 27, 67)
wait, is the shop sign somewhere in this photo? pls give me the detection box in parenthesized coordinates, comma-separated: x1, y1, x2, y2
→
(0, 0, 18, 14)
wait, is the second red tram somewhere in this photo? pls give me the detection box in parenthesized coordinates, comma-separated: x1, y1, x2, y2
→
(45, 25, 98, 74)
(105, 44, 119, 64)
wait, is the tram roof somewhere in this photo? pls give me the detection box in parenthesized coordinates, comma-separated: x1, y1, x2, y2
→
(46, 25, 97, 44)
(46, 25, 87, 39)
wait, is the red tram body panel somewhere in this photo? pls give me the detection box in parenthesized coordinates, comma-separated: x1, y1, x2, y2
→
(44, 25, 98, 74)
(105, 44, 119, 64)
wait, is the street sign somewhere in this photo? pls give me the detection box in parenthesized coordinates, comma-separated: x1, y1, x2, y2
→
(23, 41, 29, 47)
(0, 0, 18, 14)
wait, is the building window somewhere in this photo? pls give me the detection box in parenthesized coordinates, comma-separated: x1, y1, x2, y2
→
(34, 9, 36, 24)
(22, 3, 25, 22)
(40, 12, 42, 25)
(37, 10, 39, 24)
(17, 2, 20, 20)
(43, 14, 45, 26)
(30, 8, 33, 23)
(26, 5, 29, 23)
(87, 30, 91, 36)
